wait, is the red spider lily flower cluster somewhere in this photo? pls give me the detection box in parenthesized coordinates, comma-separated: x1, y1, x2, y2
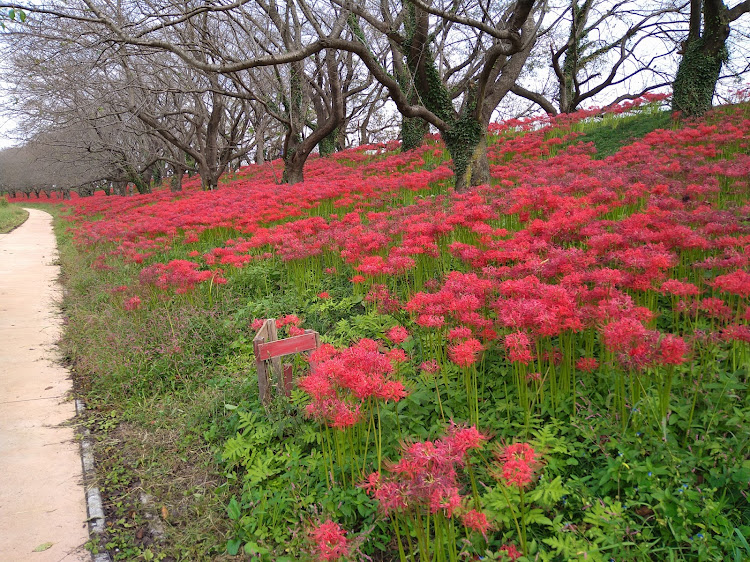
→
(297, 339, 408, 428)
(123, 296, 142, 311)
(461, 508, 491, 537)
(602, 318, 689, 370)
(713, 270, 750, 299)
(498, 543, 522, 560)
(448, 337, 483, 368)
(575, 357, 599, 373)
(420, 360, 441, 375)
(309, 519, 349, 561)
(362, 424, 487, 518)
(385, 325, 410, 344)
(277, 314, 305, 336)
(139, 260, 226, 293)
(496, 442, 540, 488)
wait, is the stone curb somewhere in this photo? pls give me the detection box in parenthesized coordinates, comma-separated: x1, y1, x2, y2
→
(75, 399, 112, 562)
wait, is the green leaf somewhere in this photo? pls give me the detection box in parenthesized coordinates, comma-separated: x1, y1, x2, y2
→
(227, 496, 241, 520)
(244, 541, 270, 555)
(33, 542, 53, 552)
(226, 538, 242, 556)
(735, 528, 750, 555)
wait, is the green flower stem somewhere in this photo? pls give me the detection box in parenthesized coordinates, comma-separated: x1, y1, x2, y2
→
(498, 484, 525, 555)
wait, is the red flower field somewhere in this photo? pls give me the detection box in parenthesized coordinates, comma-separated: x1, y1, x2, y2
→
(15, 96, 750, 560)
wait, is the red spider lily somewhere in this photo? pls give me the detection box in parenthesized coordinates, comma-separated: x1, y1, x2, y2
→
(461, 509, 491, 537)
(124, 296, 142, 311)
(420, 360, 441, 374)
(660, 279, 701, 298)
(499, 543, 522, 560)
(494, 276, 583, 337)
(601, 317, 662, 369)
(309, 519, 349, 561)
(448, 338, 483, 367)
(385, 326, 409, 344)
(365, 284, 401, 314)
(575, 357, 599, 372)
(298, 339, 408, 428)
(448, 326, 474, 341)
(713, 270, 750, 299)
(139, 260, 214, 293)
(659, 334, 689, 365)
(496, 442, 540, 489)
(289, 325, 306, 337)
(697, 298, 734, 322)
(722, 324, 750, 343)
(276, 314, 302, 328)
(504, 331, 533, 365)
(363, 424, 487, 518)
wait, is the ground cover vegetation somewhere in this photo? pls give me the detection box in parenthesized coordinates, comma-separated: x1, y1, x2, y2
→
(11, 97, 750, 560)
(0, 196, 28, 232)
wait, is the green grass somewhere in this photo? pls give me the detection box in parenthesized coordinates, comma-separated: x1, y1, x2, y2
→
(578, 108, 673, 159)
(43, 204, 248, 560)
(0, 199, 29, 233)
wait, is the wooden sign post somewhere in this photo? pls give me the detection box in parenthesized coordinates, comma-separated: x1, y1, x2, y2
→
(253, 319, 321, 405)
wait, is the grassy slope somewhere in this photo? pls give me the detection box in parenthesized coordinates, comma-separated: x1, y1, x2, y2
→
(578, 108, 673, 158)
(0, 200, 29, 233)
(54, 103, 750, 561)
(50, 204, 248, 560)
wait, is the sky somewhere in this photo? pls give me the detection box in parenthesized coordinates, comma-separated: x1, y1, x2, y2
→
(0, 114, 19, 149)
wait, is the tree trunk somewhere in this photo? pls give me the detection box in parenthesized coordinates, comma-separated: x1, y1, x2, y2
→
(255, 119, 266, 164)
(112, 180, 127, 196)
(129, 168, 152, 194)
(318, 128, 339, 157)
(401, 116, 429, 151)
(442, 97, 487, 192)
(170, 165, 185, 192)
(282, 151, 306, 184)
(672, 39, 727, 116)
(672, 0, 730, 116)
(200, 170, 218, 191)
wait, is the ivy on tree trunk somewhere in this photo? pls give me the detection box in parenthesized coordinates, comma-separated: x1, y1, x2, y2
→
(673, 39, 728, 116)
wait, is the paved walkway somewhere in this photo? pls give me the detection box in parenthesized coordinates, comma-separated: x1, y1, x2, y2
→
(0, 209, 89, 561)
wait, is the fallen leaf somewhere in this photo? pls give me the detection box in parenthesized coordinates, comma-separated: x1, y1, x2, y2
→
(635, 506, 654, 518)
(161, 506, 168, 520)
(33, 542, 53, 552)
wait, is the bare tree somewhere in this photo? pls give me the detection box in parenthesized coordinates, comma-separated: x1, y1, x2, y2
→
(0, 0, 543, 189)
(327, 0, 543, 189)
(510, 0, 684, 115)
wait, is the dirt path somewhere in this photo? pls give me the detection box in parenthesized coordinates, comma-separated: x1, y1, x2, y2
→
(0, 209, 89, 561)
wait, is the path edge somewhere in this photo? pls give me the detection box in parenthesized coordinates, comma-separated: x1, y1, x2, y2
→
(75, 399, 112, 562)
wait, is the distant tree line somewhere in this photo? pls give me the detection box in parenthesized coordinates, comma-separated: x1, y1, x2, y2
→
(0, 0, 747, 197)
